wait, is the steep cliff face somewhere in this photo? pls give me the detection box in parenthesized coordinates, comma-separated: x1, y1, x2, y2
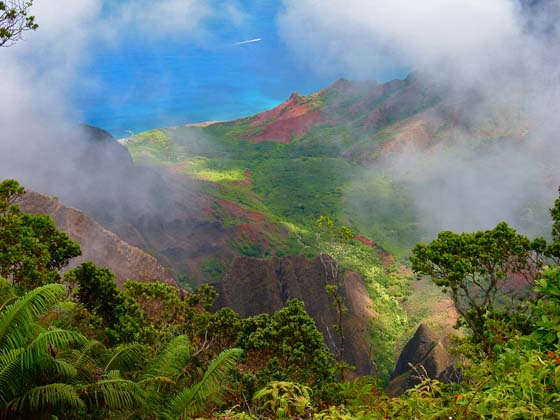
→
(19, 191, 173, 286)
(213, 255, 376, 375)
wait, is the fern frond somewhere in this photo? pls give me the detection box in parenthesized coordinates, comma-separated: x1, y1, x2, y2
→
(5, 383, 84, 414)
(81, 378, 144, 411)
(168, 348, 243, 419)
(23, 329, 87, 369)
(139, 376, 176, 387)
(37, 356, 79, 379)
(0, 348, 23, 406)
(0, 284, 66, 351)
(142, 335, 192, 381)
(104, 369, 123, 380)
(104, 342, 145, 372)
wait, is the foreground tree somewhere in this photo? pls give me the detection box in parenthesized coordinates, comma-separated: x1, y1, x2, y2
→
(65, 262, 152, 345)
(410, 221, 545, 350)
(0, 179, 81, 289)
(0, 0, 38, 47)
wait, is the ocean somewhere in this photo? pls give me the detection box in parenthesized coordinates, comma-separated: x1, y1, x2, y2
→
(70, 1, 407, 139)
(70, 1, 333, 138)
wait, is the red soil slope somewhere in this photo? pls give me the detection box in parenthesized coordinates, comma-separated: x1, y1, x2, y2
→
(244, 93, 323, 143)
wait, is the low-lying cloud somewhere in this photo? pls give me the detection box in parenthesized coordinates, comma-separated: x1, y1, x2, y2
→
(278, 0, 522, 81)
(0, 0, 243, 193)
(279, 0, 560, 238)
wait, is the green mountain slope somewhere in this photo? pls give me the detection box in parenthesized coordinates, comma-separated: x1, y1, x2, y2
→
(121, 74, 539, 381)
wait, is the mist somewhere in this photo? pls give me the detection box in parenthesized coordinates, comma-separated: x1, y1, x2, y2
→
(279, 0, 560, 238)
(0, 0, 240, 204)
(2, 0, 560, 248)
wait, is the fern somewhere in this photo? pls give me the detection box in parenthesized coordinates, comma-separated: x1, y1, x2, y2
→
(142, 335, 193, 382)
(5, 383, 84, 414)
(0, 284, 66, 351)
(0, 348, 22, 405)
(167, 347, 243, 419)
(22, 328, 87, 369)
(104, 342, 146, 372)
(81, 378, 144, 411)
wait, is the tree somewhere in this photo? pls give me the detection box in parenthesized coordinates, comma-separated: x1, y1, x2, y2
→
(65, 262, 152, 345)
(240, 299, 335, 389)
(410, 221, 544, 350)
(0, 0, 38, 47)
(0, 179, 81, 289)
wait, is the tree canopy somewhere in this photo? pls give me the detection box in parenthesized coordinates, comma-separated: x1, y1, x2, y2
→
(0, 179, 81, 289)
(0, 1, 37, 47)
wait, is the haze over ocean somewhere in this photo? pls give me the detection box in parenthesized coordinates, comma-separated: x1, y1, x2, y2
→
(71, 1, 404, 138)
(70, 1, 322, 138)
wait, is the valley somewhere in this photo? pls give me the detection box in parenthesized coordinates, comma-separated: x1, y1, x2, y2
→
(93, 74, 540, 382)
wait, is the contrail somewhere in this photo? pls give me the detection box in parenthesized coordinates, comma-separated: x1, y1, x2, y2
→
(233, 38, 263, 46)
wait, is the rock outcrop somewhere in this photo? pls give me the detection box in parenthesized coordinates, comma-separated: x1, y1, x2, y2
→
(19, 191, 173, 286)
(386, 324, 453, 396)
(213, 255, 377, 375)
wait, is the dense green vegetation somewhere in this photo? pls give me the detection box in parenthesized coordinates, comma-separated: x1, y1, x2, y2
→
(2, 175, 560, 418)
(125, 124, 422, 381)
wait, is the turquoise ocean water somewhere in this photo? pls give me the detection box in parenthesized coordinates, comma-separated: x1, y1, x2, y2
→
(71, 1, 334, 138)
(71, 1, 404, 138)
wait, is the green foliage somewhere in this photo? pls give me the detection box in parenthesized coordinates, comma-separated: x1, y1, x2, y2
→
(65, 262, 152, 344)
(411, 221, 544, 350)
(318, 239, 409, 383)
(0, 0, 38, 47)
(240, 300, 335, 390)
(0, 179, 81, 289)
(232, 238, 264, 257)
(167, 348, 244, 419)
(343, 172, 420, 257)
(202, 258, 226, 282)
(252, 158, 353, 225)
(313, 405, 356, 420)
(317, 215, 354, 242)
(0, 283, 68, 351)
(532, 267, 560, 349)
(546, 187, 560, 262)
(124, 280, 184, 338)
(253, 381, 311, 418)
(0, 284, 89, 419)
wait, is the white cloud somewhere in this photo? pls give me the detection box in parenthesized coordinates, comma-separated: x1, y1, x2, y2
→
(278, 0, 560, 237)
(104, 0, 213, 42)
(277, 0, 522, 80)
(0, 0, 246, 193)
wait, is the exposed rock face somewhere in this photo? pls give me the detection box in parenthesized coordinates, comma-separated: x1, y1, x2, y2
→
(19, 191, 173, 286)
(386, 324, 453, 396)
(213, 255, 377, 375)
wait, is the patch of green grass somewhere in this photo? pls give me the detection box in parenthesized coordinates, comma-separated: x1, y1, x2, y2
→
(201, 257, 226, 283)
(252, 157, 356, 225)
